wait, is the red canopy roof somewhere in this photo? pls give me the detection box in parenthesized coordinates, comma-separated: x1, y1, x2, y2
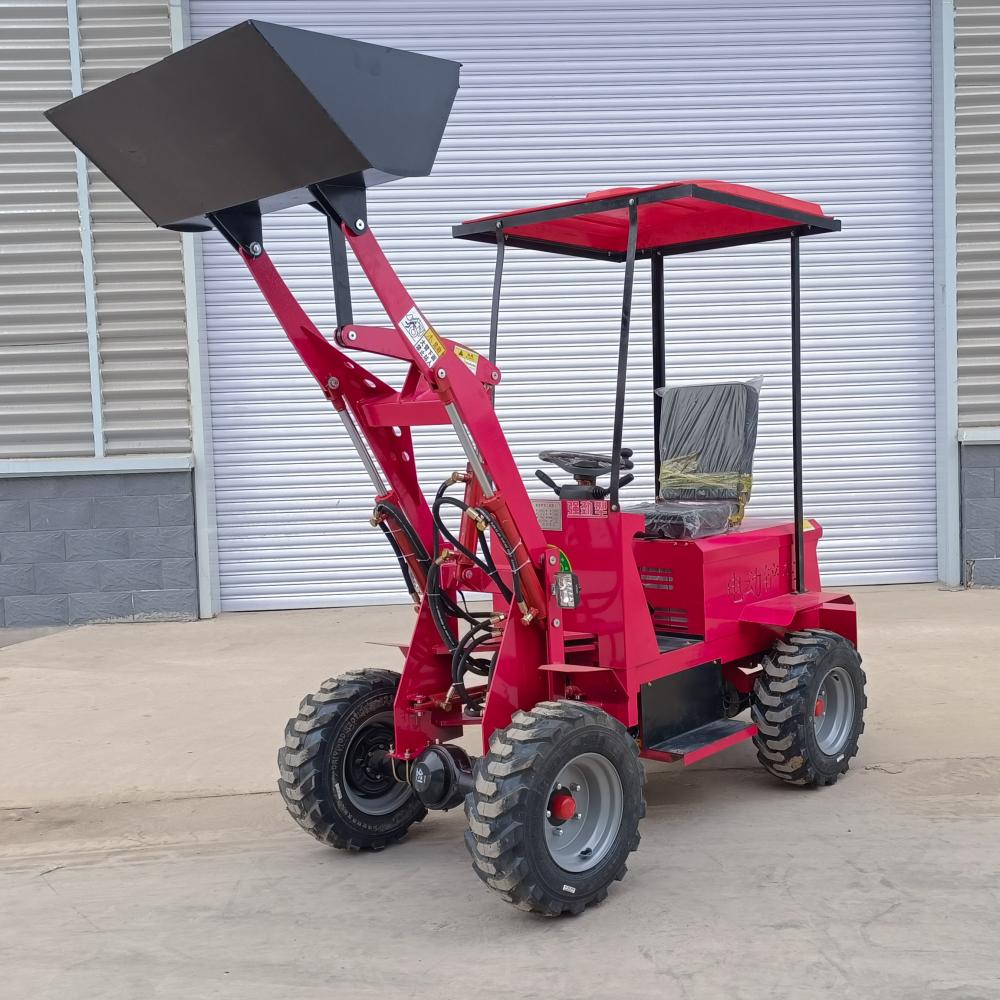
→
(452, 180, 839, 261)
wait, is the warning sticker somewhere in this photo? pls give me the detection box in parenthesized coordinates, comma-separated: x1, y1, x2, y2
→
(399, 307, 429, 344)
(454, 345, 479, 374)
(424, 329, 445, 356)
(399, 307, 444, 367)
(412, 336, 439, 367)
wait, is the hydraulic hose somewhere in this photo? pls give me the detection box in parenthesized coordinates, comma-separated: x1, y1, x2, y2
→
(432, 485, 513, 602)
(377, 519, 418, 601)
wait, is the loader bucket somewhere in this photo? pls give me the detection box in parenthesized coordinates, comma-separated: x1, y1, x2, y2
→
(44, 20, 460, 230)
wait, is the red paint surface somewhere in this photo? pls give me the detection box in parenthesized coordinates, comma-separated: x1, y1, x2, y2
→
(463, 180, 834, 255)
(232, 215, 857, 765)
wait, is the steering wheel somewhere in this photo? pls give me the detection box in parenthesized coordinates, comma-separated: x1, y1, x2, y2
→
(539, 449, 634, 480)
(535, 448, 635, 499)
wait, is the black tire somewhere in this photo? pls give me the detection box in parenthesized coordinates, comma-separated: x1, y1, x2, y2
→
(464, 701, 645, 916)
(277, 669, 426, 850)
(751, 629, 867, 787)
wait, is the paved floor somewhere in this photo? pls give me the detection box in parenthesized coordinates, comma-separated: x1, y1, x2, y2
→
(1, 585, 999, 999)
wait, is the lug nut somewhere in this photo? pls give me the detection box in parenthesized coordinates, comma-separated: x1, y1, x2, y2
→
(571, 783, 581, 792)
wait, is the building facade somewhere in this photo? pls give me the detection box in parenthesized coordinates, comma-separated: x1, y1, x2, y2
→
(0, 0, 994, 628)
(0, 0, 209, 627)
(956, 0, 1000, 585)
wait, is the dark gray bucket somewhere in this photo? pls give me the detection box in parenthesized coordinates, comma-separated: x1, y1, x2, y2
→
(45, 20, 460, 229)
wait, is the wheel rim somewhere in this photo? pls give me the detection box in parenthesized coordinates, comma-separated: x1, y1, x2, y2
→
(544, 752, 623, 873)
(340, 710, 412, 816)
(812, 665, 856, 756)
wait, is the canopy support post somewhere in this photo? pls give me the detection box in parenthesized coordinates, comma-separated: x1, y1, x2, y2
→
(791, 233, 805, 593)
(610, 200, 638, 507)
(489, 224, 505, 366)
(651, 252, 665, 493)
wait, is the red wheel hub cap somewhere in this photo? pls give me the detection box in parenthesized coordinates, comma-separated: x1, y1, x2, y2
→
(549, 791, 577, 822)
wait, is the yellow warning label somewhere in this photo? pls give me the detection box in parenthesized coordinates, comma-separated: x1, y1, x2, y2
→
(454, 345, 479, 373)
(424, 329, 446, 357)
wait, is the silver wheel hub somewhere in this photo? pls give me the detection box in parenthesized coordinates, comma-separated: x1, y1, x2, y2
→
(812, 665, 856, 756)
(544, 752, 623, 873)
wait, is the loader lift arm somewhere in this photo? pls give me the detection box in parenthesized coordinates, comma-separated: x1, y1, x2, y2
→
(212, 193, 550, 645)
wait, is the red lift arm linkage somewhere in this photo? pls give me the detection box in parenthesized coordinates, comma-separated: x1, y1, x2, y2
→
(239, 221, 552, 757)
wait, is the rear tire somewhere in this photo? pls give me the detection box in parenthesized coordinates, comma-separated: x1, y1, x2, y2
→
(465, 701, 645, 916)
(751, 629, 866, 786)
(278, 669, 425, 850)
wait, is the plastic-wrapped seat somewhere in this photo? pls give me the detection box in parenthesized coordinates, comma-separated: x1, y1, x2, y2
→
(629, 379, 760, 540)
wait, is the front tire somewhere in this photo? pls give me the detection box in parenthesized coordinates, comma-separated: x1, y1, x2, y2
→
(278, 669, 426, 850)
(465, 701, 645, 916)
(752, 629, 867, 786)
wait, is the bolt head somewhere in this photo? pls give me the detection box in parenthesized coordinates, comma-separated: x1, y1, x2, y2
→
(436, 368, 447, 379)
(327, 376, 340, 390)
(491, 371, 500, 381)
(347, 330, 357, 341)
(552, 618, 561, 628)
(248, 241, 262, 256)
(548, 555, 557, 565)
(355, 219, 366, 231)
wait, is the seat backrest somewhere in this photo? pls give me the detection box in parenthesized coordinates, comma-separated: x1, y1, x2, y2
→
(657, 380, 760, 509)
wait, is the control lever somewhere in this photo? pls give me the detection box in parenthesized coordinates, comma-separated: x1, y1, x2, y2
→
(594, 472, 635, 499)
(535, 469, 561, 497)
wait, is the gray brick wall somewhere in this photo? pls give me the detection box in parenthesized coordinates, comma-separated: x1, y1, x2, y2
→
(0, 472, 198, 626)
(961, 444, 1000, 587)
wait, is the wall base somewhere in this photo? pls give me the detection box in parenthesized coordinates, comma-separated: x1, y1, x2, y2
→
(0, 471, 198, 626)
(961, 443, 1000, 587)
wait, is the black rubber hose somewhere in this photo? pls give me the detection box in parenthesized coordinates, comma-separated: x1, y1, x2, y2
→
(431, 484, 513, 602)
(377, 520, 417, 599)
(471, 507, 525, 607)
(373, 500, 431, 573)
(453, 622, 494, 680)
(426, 561, 458, 651)
(452, 624, 497, 709)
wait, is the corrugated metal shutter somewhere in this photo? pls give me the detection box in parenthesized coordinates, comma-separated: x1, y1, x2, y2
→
(0, 0, 93, 458)
(956, 0, 1000, 428)
(78, 0, 191, 454)
(191, 0, 937, 609)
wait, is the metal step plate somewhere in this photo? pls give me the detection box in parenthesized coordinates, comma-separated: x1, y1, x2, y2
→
(646, 718, 755, 766)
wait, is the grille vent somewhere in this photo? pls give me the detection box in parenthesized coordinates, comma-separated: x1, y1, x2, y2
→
(638, 566, 674, 591)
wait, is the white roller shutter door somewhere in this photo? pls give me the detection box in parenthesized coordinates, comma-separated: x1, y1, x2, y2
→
(190, 0, 937, 609)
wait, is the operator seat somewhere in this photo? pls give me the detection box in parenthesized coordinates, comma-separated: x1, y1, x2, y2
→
(629, 379, 760, 540)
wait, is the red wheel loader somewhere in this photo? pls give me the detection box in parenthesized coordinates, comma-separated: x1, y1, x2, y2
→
(48, 21, 866, 916)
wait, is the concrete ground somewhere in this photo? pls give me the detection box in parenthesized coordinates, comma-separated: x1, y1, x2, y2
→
(1, 584, 998, 999)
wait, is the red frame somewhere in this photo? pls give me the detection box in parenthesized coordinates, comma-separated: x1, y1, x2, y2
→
(236, 212, 857, 764)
